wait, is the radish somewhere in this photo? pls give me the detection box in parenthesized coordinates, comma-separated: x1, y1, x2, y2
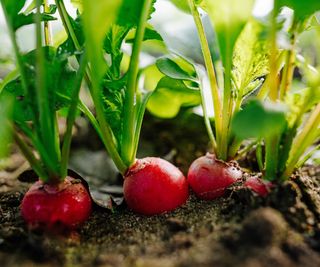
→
(187, 153, 242, 200)
(244, 176, 273, 197)
(123, 157, 189, 215)
(21, 176, 92, 230)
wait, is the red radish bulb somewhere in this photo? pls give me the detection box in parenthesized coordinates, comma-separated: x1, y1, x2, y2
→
(244, 176, 273, 197)
(21, 176, 92, 230)
(187, 153, 242, 200)
(123, 157, 189, 215)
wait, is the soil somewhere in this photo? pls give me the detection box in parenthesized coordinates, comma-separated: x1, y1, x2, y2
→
(0, 112, 320, 267)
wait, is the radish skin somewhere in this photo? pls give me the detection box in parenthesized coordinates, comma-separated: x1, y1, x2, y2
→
(21, 176, 92, 230)
(124, 157, 189, 215)
(244, 176, 273, 197)
(188, 153, 242, 200)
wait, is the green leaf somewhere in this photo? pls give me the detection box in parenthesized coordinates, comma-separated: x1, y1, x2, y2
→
(101, 77, 126, 145)
(117, 0, 156, 27)
(232, 20, 269, 95)
(0, 94, 13, 159)
(169, 0, 203, 13)
(231, 99, 287, 140)
(83, 0, 122, 81)
(200, 0, 254, 68)
(126, 26, 163, 43)
(156, 57, 197, 82)
(14, 13, 56, 31)
(285, 87, 320, 127)
(0, 47, 77, 122)
(23, 1, 57, 15)
(1, 0, 56, 31)
(278, 0, 320, 21)
(147, 76, 201, 118)
(103, 1, 158, 80)
(71, 0, 83, 12)
(57, 14, 84, 59)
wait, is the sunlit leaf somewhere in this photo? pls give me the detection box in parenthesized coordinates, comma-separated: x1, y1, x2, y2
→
(232, 20, 269, 95)
(156, 57, 197, 82)
(147, 76, 201, 118)
(1, 47, 77, 122)
(82, 0, 122, 81)
(1, 0, 56, 31)
(231, 99, 287, 140)
(200, 0, 254, 68)
(278, 0, 320, 21)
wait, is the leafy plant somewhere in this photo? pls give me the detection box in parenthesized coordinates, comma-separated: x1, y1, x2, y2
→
(231, 0, 320, 183)
(0, 0, 92, 228)
(53, 0, 190, 215)
(158, 0, 270, 199)
(162, 0, 270, 161)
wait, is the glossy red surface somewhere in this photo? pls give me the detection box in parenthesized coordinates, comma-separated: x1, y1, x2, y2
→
(21, 176, 92, 229)
(244, 176, 273, 197)
(187, 154, 242, 200)
(124, 157, 189, 215)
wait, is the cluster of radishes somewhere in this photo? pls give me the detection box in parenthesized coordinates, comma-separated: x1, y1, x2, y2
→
(21, 152, 272, 230)
(123, 153, 272, 216)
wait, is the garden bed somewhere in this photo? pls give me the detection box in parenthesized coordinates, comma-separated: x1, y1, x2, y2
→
(1, 114, 319, 267)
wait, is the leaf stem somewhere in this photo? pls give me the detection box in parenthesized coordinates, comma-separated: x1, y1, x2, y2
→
(122, 0, 152, 166)
(264, 134, 280, 181)
(279, 26, 297, 100)
(268, 3, 279, 101)
(55, 0, 81, 50)
(220, 55, 233, 160)
(132, 92, 152, 160)
(43, 0, 53, 46)
(35, 0, 60, 179)
(233, 140, 256, 160)
(296, 143, 320, 169)
(55, 0, 92, 87)
(196, 67, 217, 153)
(187, 0, 222, 156)
(60, 53, 87, 179)
(1, 2, 29, 98)
(283, 103, 320, 178)
(13, 131, 48, 181)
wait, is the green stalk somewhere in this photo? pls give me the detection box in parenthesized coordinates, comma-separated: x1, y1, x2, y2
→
(257, 51, 285, 100)
(16, 121, 60, 174)
(1, 2, 29, 100)
(122, 0, 152, 166)
(55, 0, 92, 87)
(296, 143, 320, 169)
(264, 135, 280, 181)
(228, 137, 242, 159)
(78, 100, 104, 142)
(256, 141, 264, 172)
(132, 93, 152, 161)
(90, 75, 127, 174)
(13, 131, 48, 181)
(220, 56, 233, 160)
(44, 1, 61, 165)
(279, 27, 297, 100)
(196, 68, 217, 153)
(55, 0, 81, 50)
(283, 103, 320, 178)
(55, 92, 106, 149)
(35, 0, 60, 178)
(234, 140, 256, 161)
(187, 0, 222, 155)
(60, 53, 87, 179)
(43, 0, 53, 46)
(268, 2, 279, 101)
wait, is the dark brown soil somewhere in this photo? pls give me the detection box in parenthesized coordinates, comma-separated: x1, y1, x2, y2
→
(0, 112, 319, 267)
